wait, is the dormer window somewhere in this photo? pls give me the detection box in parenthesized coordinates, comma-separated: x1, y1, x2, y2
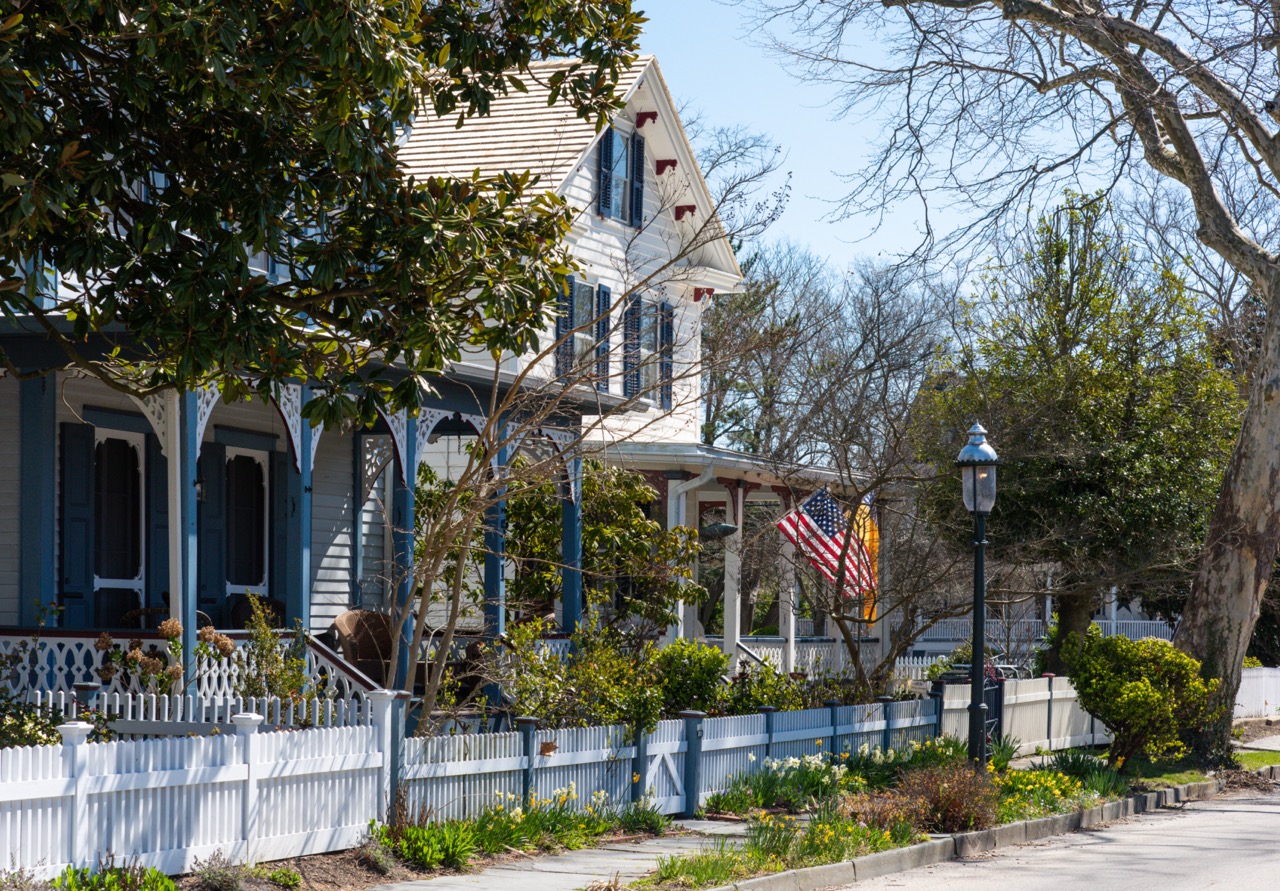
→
(598, 127, 645, 228)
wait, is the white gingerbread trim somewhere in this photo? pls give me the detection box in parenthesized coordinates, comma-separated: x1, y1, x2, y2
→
(273, 383, 304, 473)
(128, 393, 170, 455)
(309, 420, 324, 473)
(362, 435, 394, 504)
(193, 385, 220, 459)
(375, 406, 410, 486)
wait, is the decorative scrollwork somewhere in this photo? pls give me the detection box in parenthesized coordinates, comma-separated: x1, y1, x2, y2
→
(128, 393, 170, 454)
(193, 385, 221, 458)
(362, 435, 394, 504)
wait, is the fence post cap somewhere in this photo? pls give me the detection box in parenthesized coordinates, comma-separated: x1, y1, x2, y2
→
(826, 699, 843, 708)
(678, 710, 706, 720)
(231, 713, 265, 733)
(757, 706, 778, 713)
(366, 689, 399, 702)
(515, 716, 540, 728)
(56, 721, 93, 745)
(875, 695, 893, 704)
(1041, 673, 1056, 679)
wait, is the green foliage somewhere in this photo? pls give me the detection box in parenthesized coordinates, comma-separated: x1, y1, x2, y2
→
(1065, 628, 1223, 769)
(233, 595, 309, 702)
(0, 1, 642, 418)
(355, 838, 397, 876)
(1244, 655, 1263, 669)
(505, 620, 664, 732)
(841, 736, 968, 790)
(654, 638, 729, 717)
(261, 869, 300, 890)
(705, 753, 865, 815)
(618, 799, 671, 836)
(376, 820, 476, 871)
(988, 734, 1021, 772)
(505, 461, 704, 628)
(50, 862, 176, 891)
(994, 769, 1088, 822)
(190, 851, 242, 891)
(915, 194, 1244, 617)
(895, 764, 999, 832)
(718, 663, 804, 715)
(1043, 749, 1127, 798)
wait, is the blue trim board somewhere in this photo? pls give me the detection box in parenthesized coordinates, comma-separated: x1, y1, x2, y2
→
(560, 455, 583, 635)
(82, 406, 152, 435)
(212, 425, 278, 452)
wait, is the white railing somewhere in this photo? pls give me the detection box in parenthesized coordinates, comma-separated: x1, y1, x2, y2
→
(916, 618, 1175, 644)
(29, 690, 372, 737)
(0, 629, 377, 701)
(0, 693, 397, 879)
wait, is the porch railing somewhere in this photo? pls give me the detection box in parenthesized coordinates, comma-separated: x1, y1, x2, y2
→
(0, 629, 378, 700)
(914, 617, 1175, 644)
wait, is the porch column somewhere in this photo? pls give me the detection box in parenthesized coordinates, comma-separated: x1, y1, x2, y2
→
(560, 454, 583, 635)
(483, 441, 508, 642)
(390, 415, 418, 691)
(18, 375, 57, 625)
(665, 468, 713, 642)
(721, 479, 744, 669)
(683, 487, 701, 636)
(284, 389, 313, 630)
(177, 391, 200, 673)
(779, 533, 797, 676)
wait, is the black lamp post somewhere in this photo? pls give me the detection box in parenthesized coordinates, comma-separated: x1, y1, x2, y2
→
(956, 423, 999, 767)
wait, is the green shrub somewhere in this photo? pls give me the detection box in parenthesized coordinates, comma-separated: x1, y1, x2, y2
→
(654, 638, 728, 717)
(52, 859, 177, 891)
(1065, 627, 1222, 770)
(718, 663, 804, 715)
(1244, 655, 1263, 669)
(190, 852, 242, 891)
(262, 869, 300, 890)
(1043, 749, 1127, 798)
(989, 734, 1021, 772)
(375, 821, 477, 871)
(355, 838, 396, 876)
(894, 765, 998, 832)
(505, 621, 664, 732)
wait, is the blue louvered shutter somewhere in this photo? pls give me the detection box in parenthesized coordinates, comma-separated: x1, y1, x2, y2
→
(197, 442, 227, 626)
(629, 132, 645, 228)
(555, 275, 575, 378)
(659, 301, 674, 410)
(623, 296, 642, 398)
(145, 433, 169, 611)
(597, 129, 614, 217)
(59, 422, 95, 628)
(595, 285, 611, 392)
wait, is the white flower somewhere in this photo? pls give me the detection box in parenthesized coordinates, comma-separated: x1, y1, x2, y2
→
(747, 753, 756, 762)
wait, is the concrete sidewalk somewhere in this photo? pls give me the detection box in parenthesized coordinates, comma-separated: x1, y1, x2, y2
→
(1236, 732, 1280, 752)
(370, 820, 746, 891)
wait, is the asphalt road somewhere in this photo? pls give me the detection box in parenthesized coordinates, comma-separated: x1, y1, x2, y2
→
(844, 791, 1280, 891)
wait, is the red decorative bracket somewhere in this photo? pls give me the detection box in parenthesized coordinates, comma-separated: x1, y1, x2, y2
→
(674, 205, 696, 221)
(656, 159, 678, 175)
(636, 111, 658, 128)
(693, 287, 714, 302)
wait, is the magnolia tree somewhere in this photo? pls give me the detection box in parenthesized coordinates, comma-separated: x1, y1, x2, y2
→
(0, 0, 641, 420)
(755, 0, 1280, 760)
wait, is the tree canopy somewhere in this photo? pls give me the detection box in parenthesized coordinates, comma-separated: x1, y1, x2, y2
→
(0, 0, 642, 422)
(914, 196, 1243, 667)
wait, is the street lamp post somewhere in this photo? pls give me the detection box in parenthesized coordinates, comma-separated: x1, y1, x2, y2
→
(956, 423, 999, 767)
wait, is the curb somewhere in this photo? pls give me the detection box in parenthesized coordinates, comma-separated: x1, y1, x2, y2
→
(702, 766, 1276, 891)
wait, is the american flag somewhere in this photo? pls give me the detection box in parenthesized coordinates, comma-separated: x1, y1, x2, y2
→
(776, 489, 877, 603)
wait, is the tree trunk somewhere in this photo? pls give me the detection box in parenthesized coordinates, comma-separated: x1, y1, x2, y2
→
(1043, 591, 1094, 676)
(1176, 277, 1280, 764)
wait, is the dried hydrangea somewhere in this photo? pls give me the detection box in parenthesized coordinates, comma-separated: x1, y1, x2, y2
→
(165, 664, 184, 683)
(197, 625, 216, 644)
(157, 618, 183, 641)
(213, 634, 236, 659)
(94, 632, 114, 653)
(128, 639, 144, 653)
(125, 648, 143, 666)
(139, 656, 164, 675)
(98, 664, 118, 682)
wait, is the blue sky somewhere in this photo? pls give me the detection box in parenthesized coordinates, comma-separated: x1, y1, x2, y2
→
(637, 0, 912, 268)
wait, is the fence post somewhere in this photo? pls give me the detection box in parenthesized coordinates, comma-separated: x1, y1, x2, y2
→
(517, 717, 539, 807)
(1042, 674, 1055, 752)
(631, 724, 648, 804)
(876, 696, 893, 754)
(824, 700, 841, 756)
(759, 706, 776, 760)
(367, 690, 399, 822)
(928, 686, 944, 738)
(232, 712, 265, 865)
(57, 721, 93, 868)
(680, 710, 705, 819)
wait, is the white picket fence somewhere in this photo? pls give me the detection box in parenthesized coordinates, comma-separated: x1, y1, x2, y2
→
(0, 692, 398, 880)
(28, 690, 372, 737)
(1235, 667, 1280, 717)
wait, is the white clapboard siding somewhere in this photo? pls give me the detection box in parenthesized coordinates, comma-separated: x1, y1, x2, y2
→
(0, 376, 19, 625)
(311, 433, 355, 633)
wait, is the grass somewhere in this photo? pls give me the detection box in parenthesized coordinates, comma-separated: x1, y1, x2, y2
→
(1235, 750, 1280, 770)
(1115, 755, 1206, 788)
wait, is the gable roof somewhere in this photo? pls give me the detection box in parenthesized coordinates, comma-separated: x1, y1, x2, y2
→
(401, 56, 742, 287)
(400, 59, 647, 191)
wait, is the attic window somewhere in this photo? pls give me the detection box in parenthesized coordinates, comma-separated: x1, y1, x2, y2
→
(598, 127, 645, 228)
